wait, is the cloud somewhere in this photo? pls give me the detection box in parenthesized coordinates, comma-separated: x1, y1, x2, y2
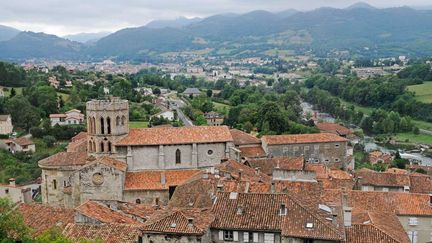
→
(0, 0, 430, 36)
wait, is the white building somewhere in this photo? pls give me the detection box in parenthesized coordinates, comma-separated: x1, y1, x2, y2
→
(0, 114, 13, 135)
(50, 109, 85, 126)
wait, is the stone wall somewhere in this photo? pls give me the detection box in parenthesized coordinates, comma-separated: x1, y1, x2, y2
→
(123, 190, 168, 205)
(398, 215, 432, 243)
(142, 232, 211, 243)
(41, 167, 78, 207)
(263, 141, 347, 168)
(211, 229, 281, 243)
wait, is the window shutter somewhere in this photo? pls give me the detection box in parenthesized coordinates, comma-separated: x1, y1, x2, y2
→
(244, 232, 249, 242)
(218, 231, 223, 240)
(253, 232, 259, 242)
(233, 231, 239, 241)
(414, 231, 418, 243)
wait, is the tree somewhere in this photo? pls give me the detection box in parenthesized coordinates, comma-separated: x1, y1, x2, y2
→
(195, 114, 207, 126)
(153, 88, 161, 96)
(43, 135, 57, 148)
(5, 95, 40, 131)
(206, 89, 213, 98)
(0, 198, 31, 241)
(9, 88, 16, 98)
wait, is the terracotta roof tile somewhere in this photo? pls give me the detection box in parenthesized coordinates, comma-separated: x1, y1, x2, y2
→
(38, 151, 90, 168)
(63, 223, 141, 243)
(76, 201, 142, 224)
(356, 169, 410, 187)
(49, 114, 67, 118)
(142, 208, 214, 235)
(124, 169, 201, 191)
(13, 137, 34, 146)
(238, 145, 266, 158)
(262, 133, 348, 145)
(18, 203, 74, 236)
(66, 138, 87, 152)
(71, 132, 87, 142)
(246, 156, 304, 175)
(316, 123, 352, 136)
(117, 126, 233, 146)
(90, 156, 128, 172)
(211, 192, 343, 240)
(346, 224, 406, 243)
(229, 129, 261, 146)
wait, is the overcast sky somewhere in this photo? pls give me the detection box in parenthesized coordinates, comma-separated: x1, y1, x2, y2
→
(0, 0, 431, 36)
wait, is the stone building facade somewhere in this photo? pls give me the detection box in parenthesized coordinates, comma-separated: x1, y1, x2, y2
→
(262, 133, 349, 168)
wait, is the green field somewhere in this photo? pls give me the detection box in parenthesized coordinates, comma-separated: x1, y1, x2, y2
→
(407, 81, 432, 103)
(394, 132, 432, 145)
(1, 87, 24, 96)
(129, 121, 149, 128)
(213, 101, 231, 114)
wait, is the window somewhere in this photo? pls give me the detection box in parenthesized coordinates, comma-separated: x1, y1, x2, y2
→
(282, 147, 289, 154)
(106, 117, 111, 134)
(335, 158, 340, 162)
(53, 179, 57, 190)
(253, 233, 258, 242)
(121, 116, 126, 125)
(100, 142, 104, 152)
(324, 159, 330, 163)
(408, 231, 418, 243)
(264, 233, 274, 243)
(136, 199, 141, 204)
(5, 189, 9, 194)
(175, 149, 181, 164)
(293, 146, 299, 152)
(335, 144, 340, 148)
(279, 204, 287, 215)
(244, 232, 252, 242)
(207, 150, 213, 155)
(305, 222, 314, 228)
(224, 230, 234, 241)
(304, 146, 310, 151)
(108, 141, 112, 153)
(409, 217, 418, 226)
(63, 181, 67, 187)
(116, 116, 120, 126)
(100, 117, 105, 134)
(382, 187, 389, 192)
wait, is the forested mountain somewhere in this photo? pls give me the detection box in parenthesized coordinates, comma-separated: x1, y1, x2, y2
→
(2, 5, 432, 60)
(0, 32, 83, 60)
(63, 32, 111, 44)
(146, 17, 202, 29)
(0, 25, 20, 41)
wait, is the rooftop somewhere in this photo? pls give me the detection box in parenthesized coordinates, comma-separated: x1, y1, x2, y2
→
(262, 133, 348, 145)
(246, 156, 305, 175)
(76, 201, 142, 225)
(316, 123, 352, 136)
(63, 223, 142, 243)
(124, 169, 201, 191)
(117, 126, 233, 146)
(229, 129, 261, 146)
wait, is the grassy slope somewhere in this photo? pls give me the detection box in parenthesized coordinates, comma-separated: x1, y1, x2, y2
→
(407, 81, 432, 104)
(129, 121, 149, 128)
(394, 132, 432, 145)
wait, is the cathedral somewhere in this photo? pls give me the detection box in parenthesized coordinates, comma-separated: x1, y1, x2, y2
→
(39, 97, 235, 208)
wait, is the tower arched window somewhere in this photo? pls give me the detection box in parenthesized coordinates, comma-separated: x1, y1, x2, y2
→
(121, 115, 126, 125)
(92, 117, 96, 134)
(106, 117, 111, 134)
(116, 116, 120, 126)
(100, 117, 105, 134)
(175, 149, 181, 164)
(93, 141, 96, 152)
(89, 141, 93, 152)
(100, 141, 105, 152)
(108, 141, 112, 153)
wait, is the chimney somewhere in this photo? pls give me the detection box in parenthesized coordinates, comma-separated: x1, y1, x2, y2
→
(187, 218, 194, 227)
(276, 160, 280, 169)
(238, 169, 243, 181)
(271, 181, 275, 193)
(154, 197, 160, 208)
(332, 212, 338, 225)
(9, 178, 16, 187)
(160, 172, 166, 185)
(217, 183, 224, 192)
(255, 167, 260, 175)
(342, 192, 352, 227)
(202, 172, 209, 179)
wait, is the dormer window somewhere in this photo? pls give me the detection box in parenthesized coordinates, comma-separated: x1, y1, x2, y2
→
(236, 206, 243, 215)
(306, 222, 314, 229)
(279, 204, 287, 215)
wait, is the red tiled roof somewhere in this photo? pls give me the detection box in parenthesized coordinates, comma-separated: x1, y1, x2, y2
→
(117, 126, 233, 146)
(262, 133, 348, 145)
(71, 132, 87, 142)
(142, 208, 214, 235)
(229, 129, 261, 146)
(216, 159, 271, 183)
(356, 169, 410, 187)
(238, 145, 266, 158)
(346, 224, 406, 243)
(409, 173, 432, 194)
(124, 169, 201, 191)
(323, 189, 432, 216)
(38, 151, 90, 168)
(88, 156, 127, 172)
(63, 223, 141, 243)
(18, 203, 74, 236)
(13, 137, 34, 146)
(49, 114, 67, 118)
(211, 192, 343, 240)
(316, 123, 352, 136)
(76, 201, 142, 225)
(246, 156, 304, 175)
(67, 138, 87, 152)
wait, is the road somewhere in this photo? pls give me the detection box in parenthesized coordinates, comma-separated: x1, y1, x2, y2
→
(164, 92, 194, 127)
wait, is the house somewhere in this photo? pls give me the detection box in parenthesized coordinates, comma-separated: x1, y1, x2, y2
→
(0, 178, 32, 203)
(0, 114, 13, 135)
(323, 189, 432, 243)
(141, 208, 214, 243)
(229, 129, 266, 159)
(204, 111, 224, 126)
(153, 110, 175, 121)
(48, 76, 60, 88)
(368, 150, 393, 164)
(49, 109, 84, 126)
(5, 137, 35, 153)
(63, 223, 142, 243)
(182, 88, 201, 97)
(354, 168, 432, 193)
(210, 192, 344, 243)
(316, 122, 353, 138)
(261, 133, 349, 169)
